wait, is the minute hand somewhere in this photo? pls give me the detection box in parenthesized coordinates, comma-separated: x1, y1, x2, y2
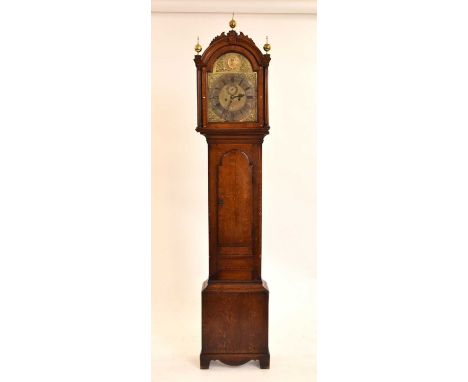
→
(231, 94, 245, 101)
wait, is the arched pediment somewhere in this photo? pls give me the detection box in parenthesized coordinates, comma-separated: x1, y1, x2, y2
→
(201, 30, 264, 71)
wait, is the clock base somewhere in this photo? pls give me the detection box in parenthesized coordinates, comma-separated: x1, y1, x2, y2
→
(200, 352, 270, 369)
(200, 280, 269, 369)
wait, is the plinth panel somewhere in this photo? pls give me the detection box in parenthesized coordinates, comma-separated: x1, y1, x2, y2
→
(200, 280, 269, 369)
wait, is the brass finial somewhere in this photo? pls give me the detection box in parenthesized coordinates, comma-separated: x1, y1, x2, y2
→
(229, 13, 236, 29)
(263, 36, 271, 53)
(194, 36, 202, 54)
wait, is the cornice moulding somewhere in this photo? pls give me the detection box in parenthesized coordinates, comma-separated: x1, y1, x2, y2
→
(152, 0, 316, 15)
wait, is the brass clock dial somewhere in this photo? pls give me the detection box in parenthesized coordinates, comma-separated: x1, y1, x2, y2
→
(208, 73, 257, 122)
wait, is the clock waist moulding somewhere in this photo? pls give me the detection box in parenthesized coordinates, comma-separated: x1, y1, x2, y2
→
(194, 17, 272, 369)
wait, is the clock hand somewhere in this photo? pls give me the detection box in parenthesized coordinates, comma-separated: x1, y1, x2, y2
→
(226, 97, 234, 112)
(230, 94, 245, 101)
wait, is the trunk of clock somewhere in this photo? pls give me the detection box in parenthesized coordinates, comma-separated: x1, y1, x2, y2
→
(200, 139, 269, 369)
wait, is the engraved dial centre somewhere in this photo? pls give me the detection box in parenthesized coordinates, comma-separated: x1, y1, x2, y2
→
(219, 84, 246, 112)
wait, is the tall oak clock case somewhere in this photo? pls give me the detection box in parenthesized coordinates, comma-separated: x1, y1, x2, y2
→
(194, 29, 271, 369)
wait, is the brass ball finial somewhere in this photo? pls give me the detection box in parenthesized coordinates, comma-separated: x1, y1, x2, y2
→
(229, 12, 236, 29)
(194, 36, 202, 54)
(263, 36, 271, 53)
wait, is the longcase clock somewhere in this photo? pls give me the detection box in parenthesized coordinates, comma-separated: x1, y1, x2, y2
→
(194, 17, 271, 369)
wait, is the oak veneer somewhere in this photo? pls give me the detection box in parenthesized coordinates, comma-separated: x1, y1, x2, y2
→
(195, 29, 271, 369)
